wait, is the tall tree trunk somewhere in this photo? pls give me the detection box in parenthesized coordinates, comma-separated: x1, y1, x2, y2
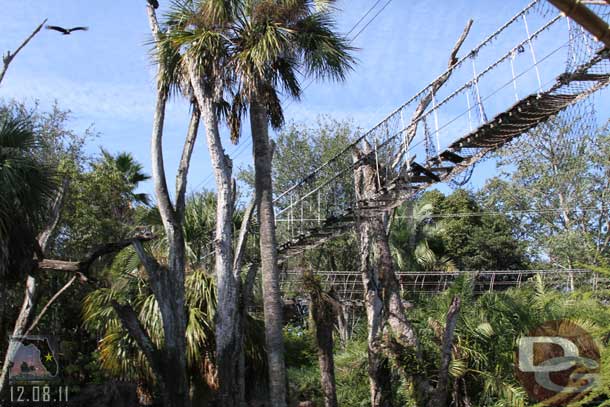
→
(234, 201, 257, 407)
(354, 142, 446, 406)
(250, 96, 288, 407)
(187, 62, 242, 406)
(353, 146, 393, 407)
(163, 230, 190, 407)
(305, 274, 339, 407)
(358, 218, 394, 407)
(144, 68, 190, 407)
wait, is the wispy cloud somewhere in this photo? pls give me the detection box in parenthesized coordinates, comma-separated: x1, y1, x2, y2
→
(1, 72, 159, 121)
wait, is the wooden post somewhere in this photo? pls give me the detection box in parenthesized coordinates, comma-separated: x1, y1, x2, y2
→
(546, 0, 610, 48)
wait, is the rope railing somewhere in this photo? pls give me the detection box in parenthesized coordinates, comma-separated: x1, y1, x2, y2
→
(275, 12, 567, 218)
(194, 2, 609, 265)
(271, 1, 610, 257)
(272, 0, 545, 205)
(279, 269, 606, 303)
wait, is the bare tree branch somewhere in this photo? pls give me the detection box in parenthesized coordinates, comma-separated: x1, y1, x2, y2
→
(146, 3, 163, 43)
(130, 237, 162, 280)
(242, 263, 258, 310)
(24, 275, 79, 336)
(111, 300, 167, 396)
(175, 105, 201, 221)
(0, 19, 47, 85)
(233, 199, 256, 274)
(146, 0, 178, 233)
(37, 235, 154, 274)
(38, 178, 70, 253)
(391, 19, 473, 170)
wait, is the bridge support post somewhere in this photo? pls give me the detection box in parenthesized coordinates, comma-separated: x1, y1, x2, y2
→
(546, 0, 610, 48)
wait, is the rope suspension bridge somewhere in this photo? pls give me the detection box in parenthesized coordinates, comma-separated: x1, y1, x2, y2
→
(279, 269, 605, 305)
(192, 1, 610, 302)
(272, 0, 610, 261)
(264, 0, 610, 301)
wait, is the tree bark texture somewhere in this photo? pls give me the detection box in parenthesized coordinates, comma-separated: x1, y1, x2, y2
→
(306, 274, 339, 407)
(250, 95, 288, 407)
(187, 59, 243, 406)
(353, 144, 393, 407)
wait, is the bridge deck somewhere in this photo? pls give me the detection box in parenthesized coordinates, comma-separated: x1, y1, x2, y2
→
(278, 55, 610, 259)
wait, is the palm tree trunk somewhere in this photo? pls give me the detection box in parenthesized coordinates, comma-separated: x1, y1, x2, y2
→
(309, 288, 339, 407)
(250, 96, 288, 407)
(187, 63, 242, 406)
(163, 230, 190, 407)
(146, 74, 190, 407)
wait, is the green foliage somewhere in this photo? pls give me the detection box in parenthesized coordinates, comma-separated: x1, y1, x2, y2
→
(388, 190, 528, 272)
(54, 149, 150, 259)
(480, 119, 610, 268)
(287, 324, 373, 406)
(0, 100, 91, 278)
(0, 112, 56, 274)
(284, 324, 318, 368)
(82, 256, 217, 381)
(81, 194, 266, 392)
(390, 200, 455, 271)
(427, 189, 528, 271)
(405, 282, 610, 406)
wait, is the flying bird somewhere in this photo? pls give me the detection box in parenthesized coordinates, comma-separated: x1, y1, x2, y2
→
(45, 25, 89, 35)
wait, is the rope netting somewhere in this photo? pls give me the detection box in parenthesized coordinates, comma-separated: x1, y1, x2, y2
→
(273, 0, 610, 257)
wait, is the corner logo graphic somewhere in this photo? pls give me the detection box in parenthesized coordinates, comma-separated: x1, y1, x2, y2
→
(7, 335, 59, 383)
(515, 320, 600, 406)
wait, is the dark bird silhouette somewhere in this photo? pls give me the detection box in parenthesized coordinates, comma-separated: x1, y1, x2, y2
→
(147, 0, 159, 9)
(45, 25, 89, 35)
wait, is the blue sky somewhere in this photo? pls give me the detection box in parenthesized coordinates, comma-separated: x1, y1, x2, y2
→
(1, 0, 608, 199)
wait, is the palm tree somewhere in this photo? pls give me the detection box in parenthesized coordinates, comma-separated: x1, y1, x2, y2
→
(229, 3, 355, 404)
(83, 197, 266, 405)
(0, 114, 56, 275)
(111, 3, 205, 405)
(161, 2, 354, 404)
(0, 113, 57, 395)
(159, 2, 244, 404)
(390, 202, 456, 272)
(99, 149, 151, 206)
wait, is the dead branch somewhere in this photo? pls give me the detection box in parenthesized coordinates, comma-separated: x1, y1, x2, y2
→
(37, 235, 154, 274)
(111, 300, 166, 388)
(175, 106, 201, 221)
(242, 263, 258, 310)
(130, 237, 162, 278)
(0, 19, 47, 85)
(23, 275, 79, 336)
(391, 19, 474, 170)
(233, 199, 256, 274)
(37, 178, 70, 253)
